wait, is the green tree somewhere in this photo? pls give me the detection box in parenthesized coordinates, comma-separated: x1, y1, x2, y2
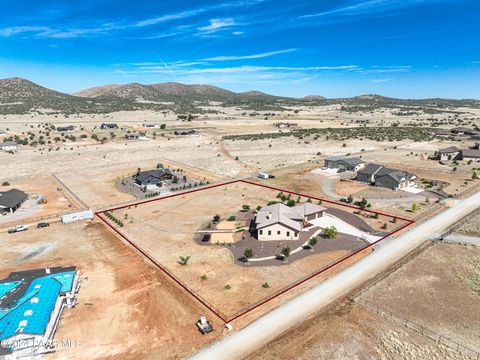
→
(228, 215, 236, 221)
(242, 204, 251, 212)
(411, 202, 418, 211)
(244, 248, 254, 259)
(473, 171, 478, 180)
(324, 226, 338, 239)
(281, 246, 291, 258)
(308, 237, 318, 248)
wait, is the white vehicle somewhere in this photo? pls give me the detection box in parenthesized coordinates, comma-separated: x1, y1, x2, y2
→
(257, 172, 275, 179)
(8, 224, 28, 234)
(196, 316, 213, 335)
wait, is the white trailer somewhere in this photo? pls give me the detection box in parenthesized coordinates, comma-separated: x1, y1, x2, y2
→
(61, 209, 94, 224)
(257, 172, 269, 179)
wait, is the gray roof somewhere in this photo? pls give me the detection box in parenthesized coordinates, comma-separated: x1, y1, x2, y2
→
(438, 146, 462, 154)
(326, 156, 364, 166)
(57, 125, 75, 131)
(462, 149, 480, 158)
(0, 188, 28, 209)
(255, 202, 326, 231)
(135, 169, 173, 183)
(101, 123, 118, 128)
(0, 141, 17, 147)
(358, 163, 384, 176)
(358, 163, 415, 183)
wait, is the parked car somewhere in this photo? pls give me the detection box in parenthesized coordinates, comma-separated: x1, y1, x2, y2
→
(37, 222, 50, 228)
(7, 225, 28, 234)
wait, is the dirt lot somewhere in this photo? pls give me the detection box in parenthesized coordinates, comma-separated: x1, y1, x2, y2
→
(361, 243, 480, 353)
(250, 242, 480, 360)
(0, 221, 222, 360)
(249, 301, 473, 360)
(455, 209, 480, 236)
(0, 176, 78, 224)
(100, 181, 406, 321)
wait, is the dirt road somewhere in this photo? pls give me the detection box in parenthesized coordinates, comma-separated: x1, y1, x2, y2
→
(190, 192, 480, 360)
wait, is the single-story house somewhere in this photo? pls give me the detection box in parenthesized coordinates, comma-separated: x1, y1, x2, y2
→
(357, 163, 416, 190)
(134, 168, 174, 186)
(0, 141, 17, 151)
(255, 203, 326, 241)
(143, 123, 161, 128)
(56, 125, 76, 132)
(450, 127, 478, 136)
(0, 188, 28, 214)
(174, 129, 198, 136)
(100, 123, 118, 130)
(324, 156, 365, 172)
(273, 122, 298, 129)
(435, 146, 463, 161)
(434, 147, 480, 161)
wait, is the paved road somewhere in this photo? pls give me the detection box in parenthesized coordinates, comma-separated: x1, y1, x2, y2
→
(190, 191, 480, 360)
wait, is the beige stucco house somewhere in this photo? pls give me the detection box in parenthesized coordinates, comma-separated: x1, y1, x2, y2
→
(255, 203, 326, 241)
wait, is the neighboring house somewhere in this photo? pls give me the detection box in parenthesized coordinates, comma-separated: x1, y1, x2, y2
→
(174, 129, 198, 136)
(450, 127, 478, 136)
(273, 122, 298, 129)
(0, 267, 80, 359)
(143, 123, 160, 128)
(0, 188, 28, 214)
(255, 203, 326, 241)
(324, 156, 365, 172)
(474, 142, 480, 150)
(357, 163, 416, 190)
(56, 125, 76, 132)
(436, 146, 463, 161)
(134, 168, 174, 186)
(0, 141, 17, 151)
(100, 123, 118, 130)
(434, 147, 480, 161)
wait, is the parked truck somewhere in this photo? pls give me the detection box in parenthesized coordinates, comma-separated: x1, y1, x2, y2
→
(8, 225, 28, 234)
(196, 316, 213, 335)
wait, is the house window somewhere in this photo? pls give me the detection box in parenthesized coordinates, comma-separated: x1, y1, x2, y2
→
(268, 230, 271, 235)
(277, 230, 281, 235)
(286, 231, 290, 237)
(294, 232, 298, 237)
(259, 230, 263, 235)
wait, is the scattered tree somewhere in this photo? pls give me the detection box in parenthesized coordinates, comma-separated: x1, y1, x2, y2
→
(281, 246, 291, 258)
(244, 248, 254, 260)
(324, 226, 338, 239)
(178, 256, 191, 266)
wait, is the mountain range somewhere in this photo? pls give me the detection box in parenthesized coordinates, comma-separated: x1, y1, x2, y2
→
(0, 77, 478, 115)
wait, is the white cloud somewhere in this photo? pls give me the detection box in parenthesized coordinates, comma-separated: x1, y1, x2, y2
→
(0, 26, 49, 36)
(202, 48, 296, 61)
(135, 9, 206, 27)
(197, 18, 237, 33)
(372, 78, 393, 83)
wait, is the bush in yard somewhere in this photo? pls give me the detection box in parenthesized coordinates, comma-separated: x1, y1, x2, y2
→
(178, 256, 191, 266)
(262, 282, 270, 288)
(244, 248, 254, 259)
(324, 226, 338, 239)
(228, 215, 236, 221)
(281, 246, 291, 258)
(308, 237, 318, 248)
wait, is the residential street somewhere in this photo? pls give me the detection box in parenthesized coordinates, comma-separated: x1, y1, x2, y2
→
(190, 192, 480, 360)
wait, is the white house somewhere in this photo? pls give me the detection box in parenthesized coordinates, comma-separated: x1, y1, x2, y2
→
(0, 141, 17, 151)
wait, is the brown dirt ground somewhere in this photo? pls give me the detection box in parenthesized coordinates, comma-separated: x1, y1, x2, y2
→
(248, 301, 474, 360)
(361, 243, 480, 352)
(0, 221, 222, 360)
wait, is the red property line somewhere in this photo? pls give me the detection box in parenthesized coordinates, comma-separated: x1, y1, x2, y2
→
(96, 178, 415, 324)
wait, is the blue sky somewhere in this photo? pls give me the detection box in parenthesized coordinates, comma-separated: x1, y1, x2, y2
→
(0, 0, 479, 98)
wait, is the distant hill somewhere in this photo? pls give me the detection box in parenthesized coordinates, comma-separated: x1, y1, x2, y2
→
(0, 77, 479, 115)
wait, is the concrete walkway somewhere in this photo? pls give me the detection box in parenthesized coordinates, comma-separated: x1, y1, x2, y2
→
(309, 214, 381, 243)
(442, 232, 480, 246)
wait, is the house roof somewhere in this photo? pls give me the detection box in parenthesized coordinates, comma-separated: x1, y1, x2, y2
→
(101, 123, 118, 128)
(462, 149, 480, 158)
(135, 169, 173, 183)
(0, 141, 17, 147)
(56, 125, 75, 131)
(326, 156, 364, 167)
(358, 163, 384, 176)
(438, 146, 462, 154)
(255, 203, 326, 231)
(0, 189, 27, 209)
